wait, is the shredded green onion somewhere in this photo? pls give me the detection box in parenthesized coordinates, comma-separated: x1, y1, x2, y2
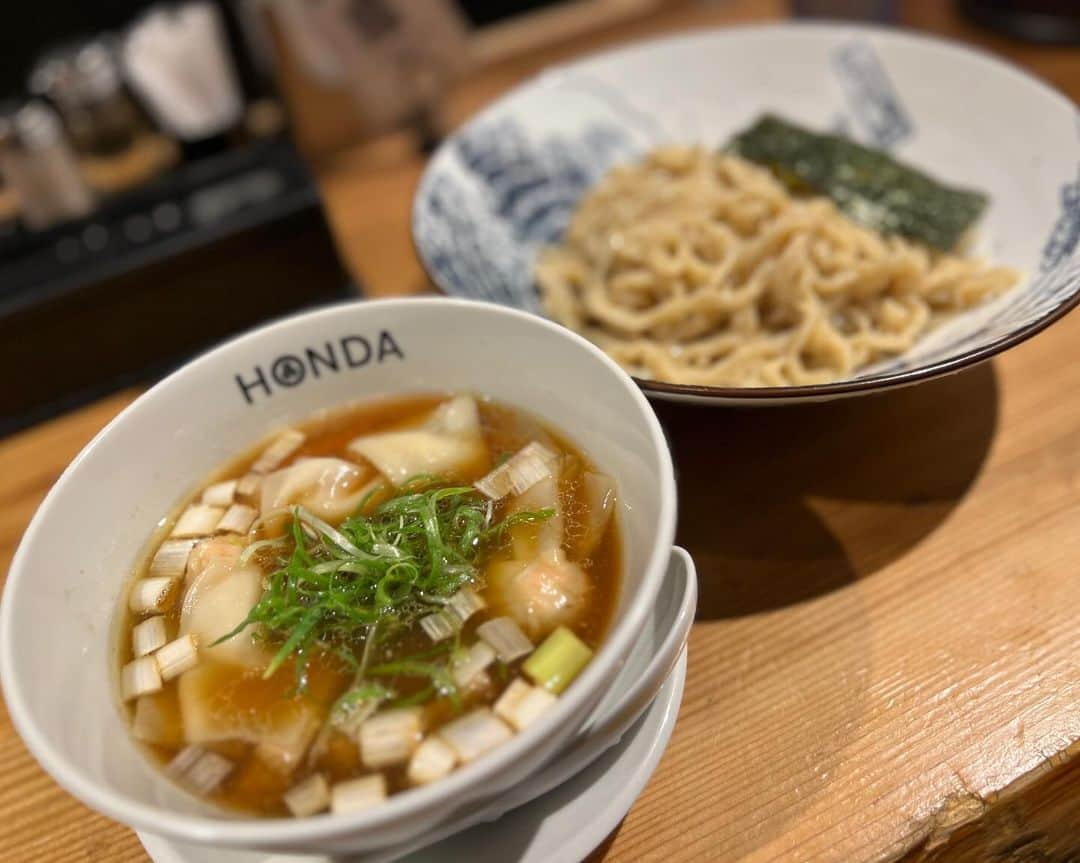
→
(214, 477, 553, 696)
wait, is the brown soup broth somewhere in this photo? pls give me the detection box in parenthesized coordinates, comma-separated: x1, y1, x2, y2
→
(119, 394, 622, 816)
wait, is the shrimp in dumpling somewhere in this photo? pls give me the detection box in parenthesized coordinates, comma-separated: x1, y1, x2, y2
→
(185, 535, 243, 587)
(260, 457, 381, 524)
(346, 395, 489, 486)
(488, 551, 589, 640)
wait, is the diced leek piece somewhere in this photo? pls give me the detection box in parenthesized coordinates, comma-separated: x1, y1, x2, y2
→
(474, 442, 559, 500)
(406, 736, 457, 786)
(131, 694, 181, 746)
(167, 746, 233, 794)
(437, 709, 513, 763)
(359, 708, 423, 768)
(420, 610, 456, 643)
(522, 626, 592, 694)
(148, 539, 197, 579)
(494, 677, 558, 731)
(128, 576, 180, 615)
(235, 473, 262, 505)
(332, 696, 383, 737)
(171, 504, 225, 538)
(166, 744, 205, 777)
(121, 655, 162, 700)
(330, 774, 387, 814)
(464, 669, 493, 696)
(216, 503, 258, 535)
(155, 634, 199, 681)
(132, 616, 168, 657)
(451, 641, 496, 688)
(446, 586, 486, 624)
(283, 773, 331, 817)
(201, 480, 237, 507)
(476, 617, 533, 663)
(251, 429, 305, 475)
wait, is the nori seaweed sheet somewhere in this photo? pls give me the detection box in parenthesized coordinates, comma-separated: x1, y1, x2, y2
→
(727, 115, 988, 251)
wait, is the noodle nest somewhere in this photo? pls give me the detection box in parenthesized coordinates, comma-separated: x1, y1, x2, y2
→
(536, 148, 1019, 387)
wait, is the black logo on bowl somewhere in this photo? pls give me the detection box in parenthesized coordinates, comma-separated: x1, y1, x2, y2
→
(235, 332, 404, 404)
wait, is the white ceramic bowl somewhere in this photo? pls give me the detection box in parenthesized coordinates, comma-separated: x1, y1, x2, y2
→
(413, 23, 1080, 404)
(0, 298, 677, 854)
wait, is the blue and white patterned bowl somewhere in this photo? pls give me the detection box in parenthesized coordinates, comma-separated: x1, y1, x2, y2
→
(413, 23, 1080, 404)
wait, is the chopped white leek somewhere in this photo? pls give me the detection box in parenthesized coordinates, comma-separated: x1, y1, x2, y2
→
(251, 429, 306, 475)
(420, 610, 455, 643)
(451, 641, 496, 688)
(446, 586, 486, 624)
(331, 694, 384, 737)
(494, 677, 557, 731)
(201, 480, 237, 507)
(216, 503, 258, 535)
(235, 473, 263, 505)
(474, 442, 560, 500)
(476, 616, 533, 663)
(437, 708, 513, 763)
(406, 736, 457, 786)
(464, 669, 493, 696)
(132, 616, 168, 657)
(167, 745, 233, 794)
(155, 634, 199, 681)
(283, 773, 331, 817)
(148, 539, 197, 579)
(330, 774, 387, 814)
(187, 752, 233, 794)
(128, 576, 180, 615)
(522, 626, 592, 694)
(131, 694, 180, 746)
(166, 744, 204, 776)
(121, 655, 162, 700)
(171, 504, 225, 538)
(359, 708, 423, 769)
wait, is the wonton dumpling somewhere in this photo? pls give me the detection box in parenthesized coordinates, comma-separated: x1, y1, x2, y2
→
(507, 476, 563, 560)
(260, 457, 379, 523)
(180, 559, 267, 668)
(346, 395, 489, 487)
(489, 466, 589, 637)
(177, 660, 321, 764)
(569, 472, 616, 560)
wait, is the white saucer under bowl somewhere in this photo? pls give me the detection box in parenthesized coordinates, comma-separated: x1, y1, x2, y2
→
(138, 547, 697, 863)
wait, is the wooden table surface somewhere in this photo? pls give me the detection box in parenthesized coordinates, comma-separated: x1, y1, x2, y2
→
(3, 2, 1080, 861)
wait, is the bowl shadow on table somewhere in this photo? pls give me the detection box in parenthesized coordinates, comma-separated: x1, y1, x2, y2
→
(657, 361, 1001, 620)
(572, 364, 1002, 862)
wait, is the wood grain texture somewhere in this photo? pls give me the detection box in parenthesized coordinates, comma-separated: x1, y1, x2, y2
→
(3, 2, 1080, 862)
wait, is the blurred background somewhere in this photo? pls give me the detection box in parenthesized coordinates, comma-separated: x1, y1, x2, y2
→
(0, 0, 1077, 434)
